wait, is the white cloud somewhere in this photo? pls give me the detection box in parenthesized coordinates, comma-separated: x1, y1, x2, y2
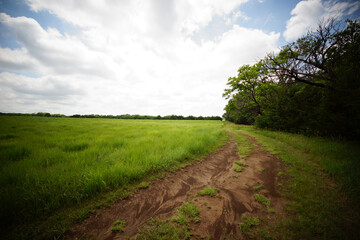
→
(1, 0, 279, 116)
(0, 13, 116, 77)
(284, 0, 360, 42)
(0, 47, 38, 71)
(225, 10, 250, 25)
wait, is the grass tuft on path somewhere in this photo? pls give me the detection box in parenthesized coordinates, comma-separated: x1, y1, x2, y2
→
(198, 187, 219, 197)
(137, 201, 200, 239)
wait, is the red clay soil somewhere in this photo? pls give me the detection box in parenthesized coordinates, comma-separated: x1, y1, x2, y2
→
(65, 133, 284, 239)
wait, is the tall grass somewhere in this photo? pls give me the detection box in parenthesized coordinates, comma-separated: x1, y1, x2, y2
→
(0, 116, 225, 235)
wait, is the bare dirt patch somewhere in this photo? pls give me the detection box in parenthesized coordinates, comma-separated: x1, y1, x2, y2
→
(65, 133, 284, 239)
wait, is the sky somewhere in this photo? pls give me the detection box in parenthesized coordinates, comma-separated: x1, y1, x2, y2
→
(0, 0, 359, 116)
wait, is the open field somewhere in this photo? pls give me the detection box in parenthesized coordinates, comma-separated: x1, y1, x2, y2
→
(1, 118, 359, 239)
(67, 123, 360, 239)
(0, 116, 225, 237)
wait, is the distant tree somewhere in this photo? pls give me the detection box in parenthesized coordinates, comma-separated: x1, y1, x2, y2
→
(36, 112, 51, 117)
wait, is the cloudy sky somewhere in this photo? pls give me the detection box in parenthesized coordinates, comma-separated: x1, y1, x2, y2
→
(0, 0, 359, 116)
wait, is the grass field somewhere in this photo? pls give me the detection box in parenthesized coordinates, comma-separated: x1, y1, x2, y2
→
(2, 118, 359, 239)
(0, 116, 226, 237)
(229, 123, 360, 239)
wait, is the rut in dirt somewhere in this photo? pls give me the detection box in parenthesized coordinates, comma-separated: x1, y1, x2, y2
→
(65, 133, 283, 240)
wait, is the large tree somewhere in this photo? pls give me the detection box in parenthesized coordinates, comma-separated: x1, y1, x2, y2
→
(223, 19, 360, 139)
(223, 62, 269, 120)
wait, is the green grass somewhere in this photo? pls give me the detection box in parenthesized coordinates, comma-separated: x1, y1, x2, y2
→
(224, 123, 253, 158)
(259, 167, 266, 173)
(0, 116, 225, 239)
(253, 184, 263, 191)
(235, 161, 248, 166)
(254, 193, 270, 208)
(236, 124, 360, 240)
(111, 219, 126, 233)
(172, 212, 189, 226)
(139, 201, 200, 240)
(136, 218, 192, 240)
(198, 187, 219, 197)
(138, 182, 150, 189)
(238, 215, 260, 237)
(233, 165, 243, 172)
(179, 202, 200, 223)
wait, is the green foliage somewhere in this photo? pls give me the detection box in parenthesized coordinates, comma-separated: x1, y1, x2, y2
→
(254, 194, 270, 208)
(239, 125, 360, 239)
(166, 201, 201, 239)
(180, 202, 200, 223)
(224, 124, 253, 158)
(198, 187, 219, 197)
(253, 184, 263, 191)
(0, 112, 222, 121)
(235, 161, 248, 166)
(223, 62, 271, 124)
(111, 219, 126, 233)
(136, 218, 190, 240)
(172, 212, 189, 225)
(238, 215, 260, 236)
(223, 20, 360, 140)
(234, 166, 243, 172)
(0, 116, 224, 239)
(138, 182, 149, 189)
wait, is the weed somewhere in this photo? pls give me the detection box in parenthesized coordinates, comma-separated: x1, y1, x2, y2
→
(198, 187, 219, 197)
(259, 168, 266, 173)
(136, 218, 188, 240)
(172, 201, 200, 225)
(172, 212, 189, 225)
(253, 184, 264, 191)
(278, 171, 285, 176)
(147, 202, 200, 239)
(235, 161, 248, 166)
(234, 165, 243, 172)
(254, 194, 270, 208)
(239, 215, 260, 236)
(180, 202, 200, 223)
(111, 219, 126, 233)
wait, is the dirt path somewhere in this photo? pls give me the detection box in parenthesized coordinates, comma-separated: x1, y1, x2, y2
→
(65, 133, 284, 239)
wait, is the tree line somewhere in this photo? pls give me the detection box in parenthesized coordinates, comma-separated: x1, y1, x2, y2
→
(223, 20, 360, 140)
(0, 112, 222, 121)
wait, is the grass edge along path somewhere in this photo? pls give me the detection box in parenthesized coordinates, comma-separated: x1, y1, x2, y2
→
(234, 123, 359, 239)
(0, 117, 227, 240)
(224, 123, 254, 158)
